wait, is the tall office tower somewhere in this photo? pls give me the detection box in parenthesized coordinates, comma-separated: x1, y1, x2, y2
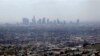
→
(22, 18, 29, 25)
(32, 16, 36, 24)
(53, 20, 57, 24)
(77, 19, 80, 23)
(42, 17, 46, 24)
(56, 18, 60, 24)
(37, 18, 42, 24)
(63, 20, 66, 24)
(47, 18, 50, 24)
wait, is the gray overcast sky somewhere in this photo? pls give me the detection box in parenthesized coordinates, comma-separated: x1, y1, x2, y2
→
(0, 0, 100, 23)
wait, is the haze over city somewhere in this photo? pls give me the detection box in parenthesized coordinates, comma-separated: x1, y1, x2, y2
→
(1, 0, 100, 56)
(0, 0, 100, 23)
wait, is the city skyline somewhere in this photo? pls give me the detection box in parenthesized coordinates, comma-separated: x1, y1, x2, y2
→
(22, 17, 74, 25)
(0, 0, 100, 23)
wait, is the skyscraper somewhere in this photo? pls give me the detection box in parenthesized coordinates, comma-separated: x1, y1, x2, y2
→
(22, 18, 29, 25)
(42, 17, 46, 24)
(37, 18, 42, 24)
(47, 18, 50, 24)
(32, 16, 36, 24)
(56, 18, 60, 24)
(63, 20, 66, 24)
(77, 19, 80, 23)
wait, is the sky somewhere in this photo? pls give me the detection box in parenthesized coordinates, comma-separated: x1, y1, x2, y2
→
(0, 0, 100, 23)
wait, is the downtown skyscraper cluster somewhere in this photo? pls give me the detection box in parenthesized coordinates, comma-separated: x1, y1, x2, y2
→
(22, 16, 67, 25)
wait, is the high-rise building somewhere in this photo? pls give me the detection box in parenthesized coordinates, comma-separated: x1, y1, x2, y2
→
(22, 18, 29, 25)
(32, 16, 36, 24)
(42, 17, 46, 24)
(47, 18, 50, 24)
(56, 18, 60, 24)
(63, 20, 66, 24)
(77, 19, 80, 23)
(37, 18, 42, 24)
(53, 20, 57, 24)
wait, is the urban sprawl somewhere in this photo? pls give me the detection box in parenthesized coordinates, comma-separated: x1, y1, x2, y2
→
(0, 17, 100, 56)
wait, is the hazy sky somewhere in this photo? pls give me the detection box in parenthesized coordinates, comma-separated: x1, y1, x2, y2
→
(0, 0, 100, 23)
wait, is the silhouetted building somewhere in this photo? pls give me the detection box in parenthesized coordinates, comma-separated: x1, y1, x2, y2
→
(32, 16, 36, 24)
(47, 18, 50, 24)
(56, 19, 60, 24)
(63, 20, 66, 24)
(42, 17, 46, 24)
(77, 19, 80, 23)
(37, 18, 42, 24)
(22, 18, 29, 25)
(53, 20, 57, 24)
